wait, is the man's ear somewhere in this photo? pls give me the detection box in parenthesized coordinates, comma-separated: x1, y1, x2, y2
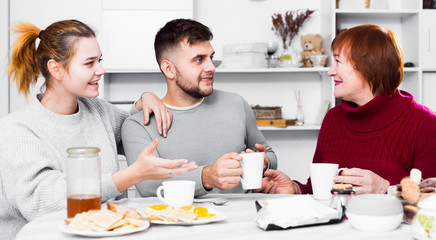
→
(47, 59, 64, 81)
(160, 59, 175, 80)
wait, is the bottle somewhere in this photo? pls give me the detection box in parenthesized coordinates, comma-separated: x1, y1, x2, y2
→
(296, 105, 304, 126)
(66, 147, 101, 218)
(330, 187, 356, 221)
(411, 195, 436, 239)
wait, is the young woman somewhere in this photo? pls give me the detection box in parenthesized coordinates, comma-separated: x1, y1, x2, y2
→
(0, 19, 197, 239)
(257, 24, 436, 195)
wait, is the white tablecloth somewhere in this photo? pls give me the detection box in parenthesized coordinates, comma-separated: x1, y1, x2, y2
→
(16, 193, 413, 240)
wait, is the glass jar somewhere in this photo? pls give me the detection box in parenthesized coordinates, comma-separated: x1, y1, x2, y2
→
(412, 195, 436, 239)
(330, 188, 355, 220)
(66, 147, 101, 218)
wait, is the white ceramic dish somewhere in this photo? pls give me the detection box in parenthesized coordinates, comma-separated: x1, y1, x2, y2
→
(346, 194, 403, 232)
(150, 209, 226, 225)
(346, 212, 403, 232)
(59, 220, 150, 237)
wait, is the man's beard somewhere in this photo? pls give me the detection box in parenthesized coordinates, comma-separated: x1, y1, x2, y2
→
(175, 69, 213, 99)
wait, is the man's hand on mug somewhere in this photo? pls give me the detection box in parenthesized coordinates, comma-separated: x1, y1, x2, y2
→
(201, 153, 243, 190)
(243, 143, 269, 172)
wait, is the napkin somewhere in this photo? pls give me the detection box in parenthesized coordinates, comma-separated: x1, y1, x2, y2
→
(255, 195, 343, 230)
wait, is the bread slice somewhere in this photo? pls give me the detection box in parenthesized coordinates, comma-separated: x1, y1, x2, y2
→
(67, 206, 143, 232)
(68, 212, 94, 231)
(144, 205, 197, 223)
(87, 210, 124, 231)
(107, 202, 143, 220)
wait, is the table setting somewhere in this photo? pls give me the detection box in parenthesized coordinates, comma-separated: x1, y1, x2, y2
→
(16, 192, 415, 240)
(16, 155, 433, 240)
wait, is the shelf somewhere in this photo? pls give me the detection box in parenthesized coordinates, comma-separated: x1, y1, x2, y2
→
(105, 67, 416, 74)
(335, 9, 420, 18)
(105, 69, 161, 73)
(423, 68, 436, 72)
(258, 124, 321, 131)
(216, 67, 329, 73)
(105, 67, 331, 74)
(403, 67, 420, 72)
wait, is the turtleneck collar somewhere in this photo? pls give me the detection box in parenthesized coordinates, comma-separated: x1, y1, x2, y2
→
(340, 90, 413, 132)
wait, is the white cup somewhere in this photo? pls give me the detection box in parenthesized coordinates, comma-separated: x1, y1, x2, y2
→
(310, 163, 342, 200)
(156, 180, 195, 207)
(240, 152, 264, 189)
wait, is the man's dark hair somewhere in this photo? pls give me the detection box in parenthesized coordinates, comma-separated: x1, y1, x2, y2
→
(154, 18, 213, 65)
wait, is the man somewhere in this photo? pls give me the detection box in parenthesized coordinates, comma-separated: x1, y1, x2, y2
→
(121, 19, 277, 197)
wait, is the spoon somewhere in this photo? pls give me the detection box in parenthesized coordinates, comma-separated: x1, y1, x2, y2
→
(193, 198, 228, 206)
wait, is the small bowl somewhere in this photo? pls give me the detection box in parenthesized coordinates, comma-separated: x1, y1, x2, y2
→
(346, 194, 403, 232)
(309, 55, 328, 67)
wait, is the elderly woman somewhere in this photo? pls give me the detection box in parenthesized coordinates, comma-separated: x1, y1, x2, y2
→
(258, 24, 436, 195)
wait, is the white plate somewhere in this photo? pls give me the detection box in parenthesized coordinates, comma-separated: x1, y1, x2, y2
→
(59, 220, 150, 237)
(150, 209, 226, 225)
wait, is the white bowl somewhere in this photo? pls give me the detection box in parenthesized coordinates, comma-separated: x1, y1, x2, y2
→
(309, 55, 328, 67)
(346, 194, 403, 232)
(346, 212, 403, 232)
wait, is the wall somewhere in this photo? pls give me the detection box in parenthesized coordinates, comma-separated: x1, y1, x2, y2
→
(194, 0, 325, 60)
(0, 0, 9, 117)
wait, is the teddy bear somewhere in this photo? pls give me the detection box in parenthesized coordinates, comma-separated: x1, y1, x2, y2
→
(300, 34, 325, 68)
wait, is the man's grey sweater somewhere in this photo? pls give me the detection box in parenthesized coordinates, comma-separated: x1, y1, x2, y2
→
(122, 90, 277, 197)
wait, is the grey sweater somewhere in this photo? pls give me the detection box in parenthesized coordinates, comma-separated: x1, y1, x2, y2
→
(0, 96, 132, 240)
(122, 90, 277, 197)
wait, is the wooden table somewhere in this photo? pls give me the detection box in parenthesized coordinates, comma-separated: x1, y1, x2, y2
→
(16, 193, 413, 240)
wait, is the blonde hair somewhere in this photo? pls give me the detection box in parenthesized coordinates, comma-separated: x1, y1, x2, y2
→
(8, 20, 95, 99)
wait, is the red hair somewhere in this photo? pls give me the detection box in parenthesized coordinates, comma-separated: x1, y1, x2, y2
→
(331, 24, 403, 96)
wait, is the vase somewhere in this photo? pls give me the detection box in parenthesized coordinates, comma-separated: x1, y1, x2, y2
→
(295, 90, 304, 126)
(279, 46, 302, 68)
(296, 105, 305, 126)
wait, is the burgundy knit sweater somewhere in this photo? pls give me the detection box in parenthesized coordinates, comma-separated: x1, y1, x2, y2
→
(296, 90, 436, 194)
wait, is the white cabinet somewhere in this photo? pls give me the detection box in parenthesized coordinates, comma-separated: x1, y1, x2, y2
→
(421, 9, 436, 113)
(423, 73, 436, 111)
(101, 0, 193, 71)
(422, 10, 436, 70)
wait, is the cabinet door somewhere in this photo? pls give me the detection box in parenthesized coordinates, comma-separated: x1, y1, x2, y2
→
(101, 1, 193, 71)
(422, 10, 436, 69)
(423, 73, 436, 111)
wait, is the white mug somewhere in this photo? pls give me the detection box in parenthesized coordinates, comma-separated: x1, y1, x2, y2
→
(310, 163, 343, 200)
(240, 152, 264, 189)
(156, 180, 195, 207)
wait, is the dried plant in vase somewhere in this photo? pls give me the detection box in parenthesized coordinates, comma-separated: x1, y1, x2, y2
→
(271, 9, 314, 67)
(271, 9, 315, 50)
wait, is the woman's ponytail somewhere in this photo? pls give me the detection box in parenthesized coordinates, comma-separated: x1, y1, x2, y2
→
(8, 22, 41, 99)
(8, 20, 95, 99)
